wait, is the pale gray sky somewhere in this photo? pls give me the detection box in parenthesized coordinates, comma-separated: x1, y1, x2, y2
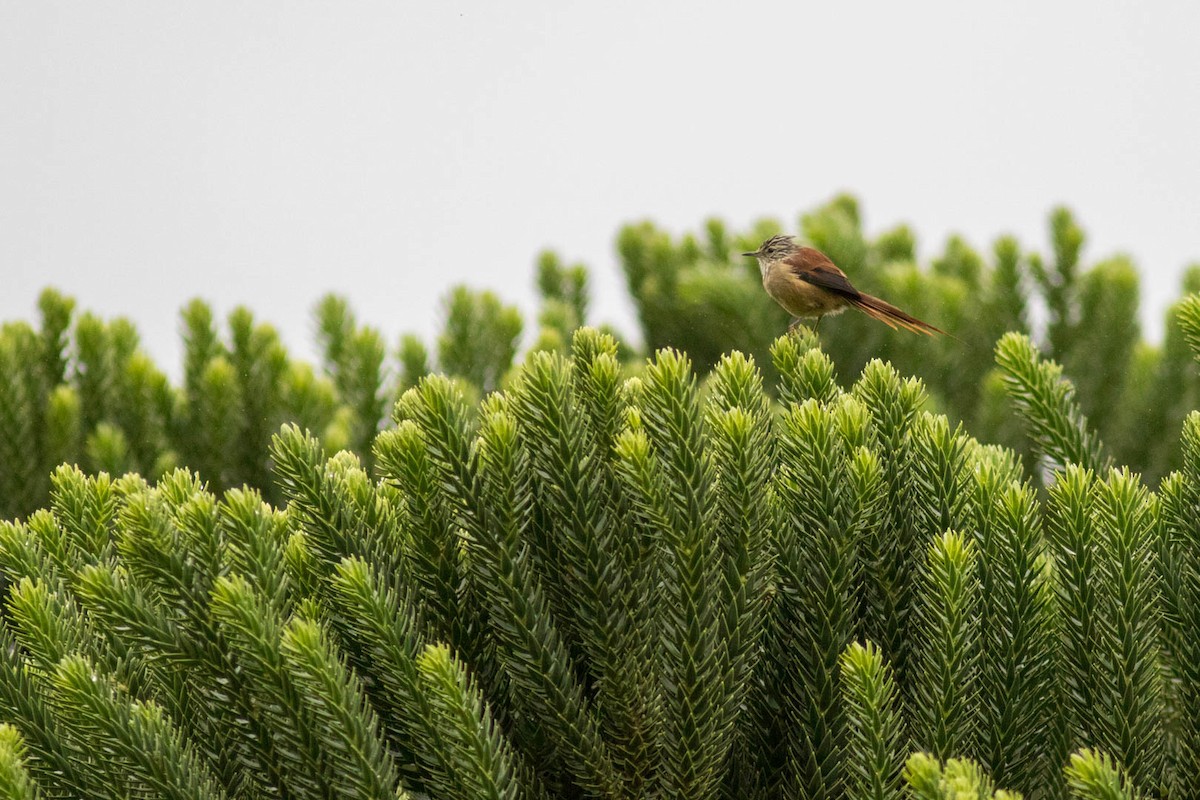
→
(3, 1, 1199, 372)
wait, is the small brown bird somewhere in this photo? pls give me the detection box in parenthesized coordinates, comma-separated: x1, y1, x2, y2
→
(744, 234, 944, 335)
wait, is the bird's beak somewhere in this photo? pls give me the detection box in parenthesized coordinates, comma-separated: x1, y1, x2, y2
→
(742, 251, 758, 258)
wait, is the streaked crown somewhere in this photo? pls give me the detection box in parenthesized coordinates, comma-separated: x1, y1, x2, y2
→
(743, 234, 799, 261)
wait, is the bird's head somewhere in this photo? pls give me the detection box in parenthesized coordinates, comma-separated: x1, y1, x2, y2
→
(742, 234, 799, 262)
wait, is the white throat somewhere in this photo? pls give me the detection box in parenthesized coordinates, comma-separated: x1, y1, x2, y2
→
(756, 256, 770, 282)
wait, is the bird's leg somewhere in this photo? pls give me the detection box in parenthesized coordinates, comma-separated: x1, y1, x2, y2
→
(788, 317, 802, 332)
(813, 315, 823, 332)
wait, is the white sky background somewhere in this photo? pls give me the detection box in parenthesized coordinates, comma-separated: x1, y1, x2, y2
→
(3, 1, 1199, 374)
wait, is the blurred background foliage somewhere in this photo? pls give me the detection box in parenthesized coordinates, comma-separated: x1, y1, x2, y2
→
(617, 194, 1200, 487)
(2, 193, 1197, 519)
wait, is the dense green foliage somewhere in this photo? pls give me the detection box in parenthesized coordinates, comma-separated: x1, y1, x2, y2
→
(4, 197, 1199, 521)
(615, 197, 1200, 485)
(0, 321, 1198, 798)
(1, 197, 1199, 798)
(0, 286, 523, 520)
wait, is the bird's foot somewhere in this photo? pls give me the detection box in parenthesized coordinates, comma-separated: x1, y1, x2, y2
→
(787, 317, 822, 335)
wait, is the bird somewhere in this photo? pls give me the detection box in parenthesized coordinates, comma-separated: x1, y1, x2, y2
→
(743, 234, 944, 335)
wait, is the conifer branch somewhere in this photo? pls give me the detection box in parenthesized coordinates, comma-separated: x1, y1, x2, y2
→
(50, 654, 226, 800)
(912, 531, 980, 762)
(209, 574, 332, 799)
(906, 414, 976, 544)
(839, 641, 905, 800)
(1090, 470, 1164, 789)
(771, 331, 840, 407)
(0, 724, 39, 800)
(850, 360, 927, 692)
(0, 624, 98, 799)
(217, 489, 295, 614)
(1176, 294, 1200, 366)
(1161, 412, 1200, 794)
(513, 348, 655, 792)
(467, 403, 622, 799)
(903, 753, 1023, 800)
(769, 396, 872, 798)
(972, 474, 1058, 794)
(620, 349, 728, 800)
(706, 351, 775, 784)
(374, 421, 470, 648)
(994, 332, 1107, 475)
(271, 425, 407, 579)
(1065, 749, 1145, 800)
(1045, 465, 1100, 757)
(279, 617, 399, 799)
(415, 643, 527, 800)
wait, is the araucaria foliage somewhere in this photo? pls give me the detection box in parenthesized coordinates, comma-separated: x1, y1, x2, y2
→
(2, 321, 1200, 800)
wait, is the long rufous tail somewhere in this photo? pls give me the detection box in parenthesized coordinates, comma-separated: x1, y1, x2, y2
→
(851, 293, 945, 336)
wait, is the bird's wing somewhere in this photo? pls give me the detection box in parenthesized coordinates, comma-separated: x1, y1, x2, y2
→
(782, 248, 861, 299)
